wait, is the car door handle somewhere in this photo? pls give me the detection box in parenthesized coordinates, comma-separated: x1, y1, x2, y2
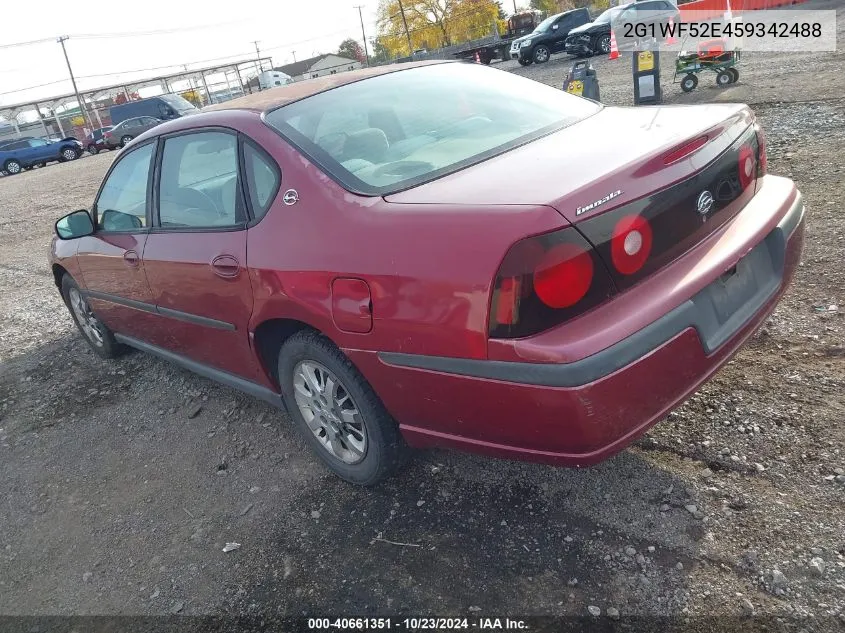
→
(211, 254, 241, 279)
(123, 250, 140, 267)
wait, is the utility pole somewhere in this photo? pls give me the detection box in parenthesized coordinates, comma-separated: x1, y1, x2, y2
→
(57, 36, 92, 133)
(396, 0, 413, 55)
(354, 5, 371, 66)
(252, 41, 264, 91)
(253, 40, 263, 72)
(292, 50, 297, 62)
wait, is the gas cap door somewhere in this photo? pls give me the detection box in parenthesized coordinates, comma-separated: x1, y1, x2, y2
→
(331, 278, 372, 334)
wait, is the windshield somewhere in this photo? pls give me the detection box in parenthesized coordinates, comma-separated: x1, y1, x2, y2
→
(533, 14, 560, 32)
(264, 63, 600, 196)
(160, 94, 198, 113)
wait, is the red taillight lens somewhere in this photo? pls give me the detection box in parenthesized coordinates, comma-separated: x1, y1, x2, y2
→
(489, 227, 615, 339)
(610, 214, 653, 276)
(533, 242, 593, 309)
(738, 144, 756, 190)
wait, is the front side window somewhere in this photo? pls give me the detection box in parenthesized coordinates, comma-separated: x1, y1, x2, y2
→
(265, 63, 600, 195)
(158, 131, 241, 228)
(95, 143, 153, 231)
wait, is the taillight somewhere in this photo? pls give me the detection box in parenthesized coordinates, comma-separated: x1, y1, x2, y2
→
(489, 227, 615, 339)
(738, 143, 756, 190)
(610, 214, 653, 276)
(534, 242, 593, 308)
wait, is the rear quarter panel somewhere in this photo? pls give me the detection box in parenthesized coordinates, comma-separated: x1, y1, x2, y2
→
(238, 119, 568, 364)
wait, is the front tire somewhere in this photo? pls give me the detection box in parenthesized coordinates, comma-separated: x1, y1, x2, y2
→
(60, 146, 79, 161)
(278, 331, 406, 485)
(517, 58, 532, 66)
(61, 275, 125, 359)
(681, 74, 698, 92)
(596, 34, 611, 54)
(532, 45, 551, 64)
(4, 160, 22, 175)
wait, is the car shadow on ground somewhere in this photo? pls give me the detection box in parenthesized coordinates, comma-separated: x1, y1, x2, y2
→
(1, 336, 700, 617)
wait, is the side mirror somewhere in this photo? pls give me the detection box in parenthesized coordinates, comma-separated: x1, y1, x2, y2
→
(100, 209, 143, 231)
(552, 23, 559, 29)
(55, 210, 94, 240)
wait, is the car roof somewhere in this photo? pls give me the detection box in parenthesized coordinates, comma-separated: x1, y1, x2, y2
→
(204, 60, 452, 114)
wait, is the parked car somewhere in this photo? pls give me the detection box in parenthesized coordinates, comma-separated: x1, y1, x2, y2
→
(109, 94, 199, 126)
(565, 0, 680, 57)
(85, 127, 113, 154)
(0, 136, 83, 175)
(103, 117, 163, 148)
(50, 61, 803, 485)
(510, 8, 592, 65)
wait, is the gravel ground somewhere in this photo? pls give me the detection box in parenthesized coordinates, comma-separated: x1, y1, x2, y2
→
(1, 3, 843, 628)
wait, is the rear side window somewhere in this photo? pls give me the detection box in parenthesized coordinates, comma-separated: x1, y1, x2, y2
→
(243, 142, 280, 219)
(158, 131, 241, 228)
(96, 143, 153, 230)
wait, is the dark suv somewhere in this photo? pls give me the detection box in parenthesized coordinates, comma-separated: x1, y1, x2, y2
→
(565, 1, 680, 57)
(510, 8, 591, 65)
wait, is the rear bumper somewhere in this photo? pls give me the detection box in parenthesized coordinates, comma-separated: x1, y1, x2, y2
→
(347, 178, 805, 466)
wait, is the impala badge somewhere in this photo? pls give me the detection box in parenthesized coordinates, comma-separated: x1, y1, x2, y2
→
(283, 189, 299, 206)
(576, 189, 622, 216)
(696, 190, 714, 216)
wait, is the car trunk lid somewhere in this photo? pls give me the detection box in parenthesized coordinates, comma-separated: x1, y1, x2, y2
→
(385, 103, 762, 290)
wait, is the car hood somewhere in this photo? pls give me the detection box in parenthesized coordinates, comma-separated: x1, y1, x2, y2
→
(568, 22, 600, 35)
(384, 103, 753, 224)
(513, 31, 543, 44)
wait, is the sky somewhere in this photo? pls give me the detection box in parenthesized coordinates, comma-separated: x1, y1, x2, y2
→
(0, 0, 381, 111)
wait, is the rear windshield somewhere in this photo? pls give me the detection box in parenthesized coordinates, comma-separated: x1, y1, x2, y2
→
(264, 63, 600, 196)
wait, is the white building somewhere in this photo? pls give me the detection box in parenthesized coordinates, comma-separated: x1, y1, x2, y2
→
(276, 54, 363, 82)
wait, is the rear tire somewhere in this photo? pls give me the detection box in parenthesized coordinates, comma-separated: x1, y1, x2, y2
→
(278, 330, 406, 485)
(120, 135, 133, 147)
(4, 159, 22, 175)
(681, 74, 698, 92)
(727, 68, 739, 83)
(61, 274, 125, 359)
(716, 70, 732, 87)
(88, 144, 99, 155)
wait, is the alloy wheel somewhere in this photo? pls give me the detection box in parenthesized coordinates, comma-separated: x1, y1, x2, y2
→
(62, 148, 77, 161)
(68, 288, 104, 347)
(5, 161, 21, 175)
(599, 35, 611, 54)
(293, 360, 367, 464)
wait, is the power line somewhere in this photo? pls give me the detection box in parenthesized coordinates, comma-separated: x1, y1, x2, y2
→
(0, 37, 55, 50)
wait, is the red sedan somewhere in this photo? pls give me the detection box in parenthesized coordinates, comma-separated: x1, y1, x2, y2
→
(50, 61, 804, 485)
